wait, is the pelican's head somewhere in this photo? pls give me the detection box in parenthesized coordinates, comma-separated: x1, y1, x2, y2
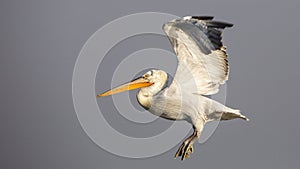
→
(97, 69, 168, 98)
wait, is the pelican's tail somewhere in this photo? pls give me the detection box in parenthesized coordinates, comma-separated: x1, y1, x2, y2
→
(220, 108, 249, 121)
(204, 97, 249, 122)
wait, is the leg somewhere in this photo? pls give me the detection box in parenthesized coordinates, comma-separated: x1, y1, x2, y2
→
(175, 123, 203, 160)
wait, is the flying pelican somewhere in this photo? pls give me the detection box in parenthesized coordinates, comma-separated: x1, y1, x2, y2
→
(97, 16, 249, 160)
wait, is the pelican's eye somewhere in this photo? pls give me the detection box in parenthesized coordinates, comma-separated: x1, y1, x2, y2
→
(144, 73, 150, 78)
(143, 70, 153, 79)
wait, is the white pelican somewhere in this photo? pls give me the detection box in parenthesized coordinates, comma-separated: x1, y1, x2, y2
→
(97, 16, 249, 160)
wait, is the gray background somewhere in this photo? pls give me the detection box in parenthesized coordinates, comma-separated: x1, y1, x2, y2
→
(2, 0, 300, 168)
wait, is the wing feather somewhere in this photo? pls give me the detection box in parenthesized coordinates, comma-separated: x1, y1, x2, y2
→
(163, 16, 233, 95)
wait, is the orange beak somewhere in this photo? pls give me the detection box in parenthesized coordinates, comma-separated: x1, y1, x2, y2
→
(97, 77, 154, 98)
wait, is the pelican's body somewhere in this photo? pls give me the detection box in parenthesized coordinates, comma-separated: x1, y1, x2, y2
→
(97, 16, 249, 160)
(137, 69, 247, 123)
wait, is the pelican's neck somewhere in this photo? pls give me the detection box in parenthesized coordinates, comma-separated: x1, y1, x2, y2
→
(137, 73, 168, 109)
(137, 91, 152, 109)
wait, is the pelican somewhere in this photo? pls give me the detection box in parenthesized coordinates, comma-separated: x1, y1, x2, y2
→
(97, 16, 249, 160)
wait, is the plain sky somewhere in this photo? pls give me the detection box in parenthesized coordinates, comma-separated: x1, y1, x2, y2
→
(2, 0, 300, 169)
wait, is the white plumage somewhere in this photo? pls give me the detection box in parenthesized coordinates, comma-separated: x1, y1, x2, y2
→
(97, 16, 249, 160)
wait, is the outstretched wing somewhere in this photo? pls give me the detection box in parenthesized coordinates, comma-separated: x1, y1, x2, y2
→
(163, 16, 233, 95)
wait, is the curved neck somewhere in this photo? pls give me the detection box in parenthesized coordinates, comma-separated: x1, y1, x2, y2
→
(137, 74, 168, 109)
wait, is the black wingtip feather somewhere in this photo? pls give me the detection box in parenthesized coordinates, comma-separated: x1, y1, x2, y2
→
(206, 21, 234, 28)
(191, 16, 214, 20)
